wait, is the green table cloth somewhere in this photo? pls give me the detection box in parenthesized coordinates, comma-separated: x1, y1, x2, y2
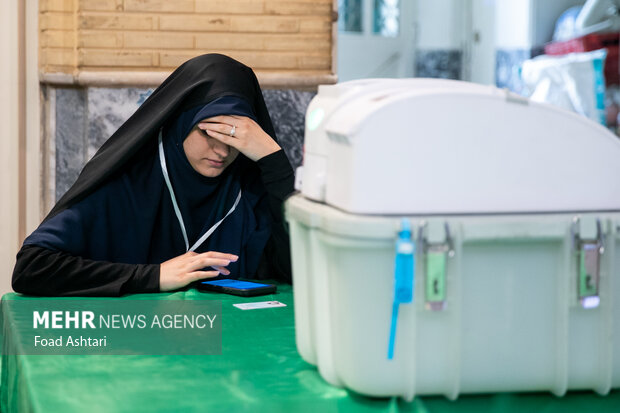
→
(1, 285, 618, 412)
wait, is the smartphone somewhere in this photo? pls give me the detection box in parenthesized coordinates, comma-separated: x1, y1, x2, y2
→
(198, 279, 277, 297)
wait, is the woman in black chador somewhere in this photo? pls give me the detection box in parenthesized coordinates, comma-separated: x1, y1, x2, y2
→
(12, 54, 295, 296)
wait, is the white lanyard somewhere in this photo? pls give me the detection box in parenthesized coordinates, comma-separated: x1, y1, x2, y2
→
(158, 130, 242, 252)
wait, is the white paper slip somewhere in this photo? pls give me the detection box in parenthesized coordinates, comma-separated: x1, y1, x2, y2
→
(233, 301, 287, 310)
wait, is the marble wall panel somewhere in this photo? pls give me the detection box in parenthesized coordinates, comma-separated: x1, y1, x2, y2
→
(55, 88, 87, 201)
(87, 88, 154, 159)
(262, 89, 315, 170)
(50, 86, 312, 201)
(495, 47, 543, 95)
(416, 50, 462, 80)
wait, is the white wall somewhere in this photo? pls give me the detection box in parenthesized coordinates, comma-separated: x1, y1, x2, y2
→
(416, 0, 587, 51)
(495, 0, 586, 48)
(416, 0, 572, 51)
(495, 0, 532, 48)
(531, 0, 585, 45)
(416, 0, 464, 49)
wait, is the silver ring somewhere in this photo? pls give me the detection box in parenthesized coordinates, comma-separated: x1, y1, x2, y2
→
(230, 125, 236, 137)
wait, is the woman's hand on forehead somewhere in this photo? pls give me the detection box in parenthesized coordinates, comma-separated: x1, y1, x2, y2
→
(198, 115, 281, 162)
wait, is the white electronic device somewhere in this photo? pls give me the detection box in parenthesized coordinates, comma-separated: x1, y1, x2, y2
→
(287, 80, 620, 401)
(301, 78, 620, 214)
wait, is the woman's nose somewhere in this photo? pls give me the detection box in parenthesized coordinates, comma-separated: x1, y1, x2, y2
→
(210, 139, 230, 158)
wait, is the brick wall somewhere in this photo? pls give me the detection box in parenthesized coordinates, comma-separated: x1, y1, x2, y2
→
(40, 0, 336, 86)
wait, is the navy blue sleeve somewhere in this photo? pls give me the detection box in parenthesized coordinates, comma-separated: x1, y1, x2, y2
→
(12, 245, 160, 297)
(255, 149, 295, 283)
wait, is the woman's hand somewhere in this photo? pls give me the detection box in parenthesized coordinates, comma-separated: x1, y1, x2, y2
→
(198, 115, 281, 162)
(159, 251, 238, 292)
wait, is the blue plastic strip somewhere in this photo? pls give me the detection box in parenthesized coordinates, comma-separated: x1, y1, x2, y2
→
(388, 219, 415, 360)
(387, 302, 399, 360)
(593, 53, 606, 126)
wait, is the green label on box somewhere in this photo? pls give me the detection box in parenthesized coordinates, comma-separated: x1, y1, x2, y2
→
(426, 252, 446, 302)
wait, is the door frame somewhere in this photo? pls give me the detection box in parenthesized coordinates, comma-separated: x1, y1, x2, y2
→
(462, 0, 497, 85)
(0, 0, 40, 295)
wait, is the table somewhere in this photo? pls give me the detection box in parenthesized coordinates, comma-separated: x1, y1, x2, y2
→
(1, 285, 618, 412)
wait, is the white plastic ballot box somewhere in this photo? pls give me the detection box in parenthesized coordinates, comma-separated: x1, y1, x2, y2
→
(285, 78, 620, 400)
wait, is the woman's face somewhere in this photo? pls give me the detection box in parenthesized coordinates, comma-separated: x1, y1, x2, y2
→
(183, 125, 239, 177)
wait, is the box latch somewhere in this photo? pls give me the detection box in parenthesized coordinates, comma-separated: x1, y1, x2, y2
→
(572, 217, 604, 309)
(420, 222, 454, 311)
